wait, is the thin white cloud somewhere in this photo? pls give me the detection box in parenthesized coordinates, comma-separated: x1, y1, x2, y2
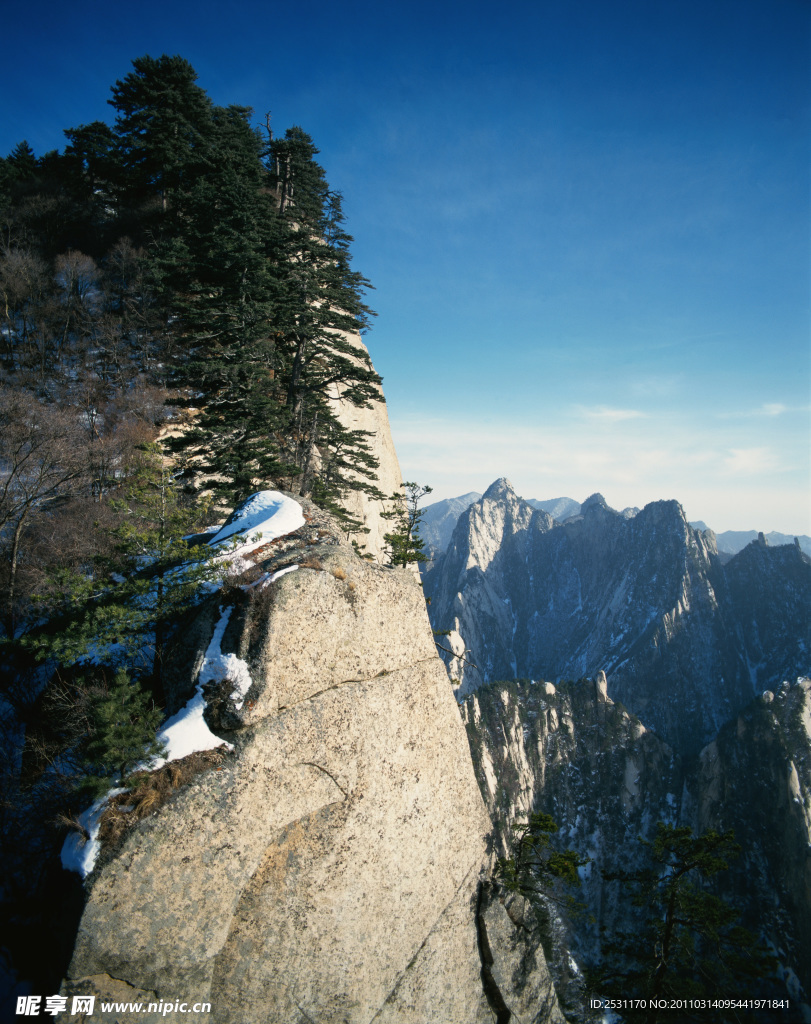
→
(628, 373, 685, 399)
(717, 402, 809, 420)
(578, 405, 647, 422)
(723, 447, 775, 475)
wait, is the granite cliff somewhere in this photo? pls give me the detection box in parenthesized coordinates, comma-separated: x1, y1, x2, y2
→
(60, 493, 566, 1021)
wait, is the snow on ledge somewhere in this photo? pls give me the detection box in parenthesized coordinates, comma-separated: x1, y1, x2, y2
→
(209, 491, 305, 566)
(62, 493, 305, 878)
(155, 606, 238, 764)
(61, 788, 125, 877)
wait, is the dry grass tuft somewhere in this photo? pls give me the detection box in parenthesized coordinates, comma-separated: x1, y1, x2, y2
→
(96, 747, 228, 852)
(331, 567, 347, 581)
(298, 556, 324, 571)
(55, 810, 90, 842)
(134, 788, 161, 818)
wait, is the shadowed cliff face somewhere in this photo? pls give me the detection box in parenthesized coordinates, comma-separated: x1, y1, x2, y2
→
(462, 678, 682, 979)
(60, 498, 566, 1024)
(463, 675, 811, 1018)
(689, 679, 811, 1012)
(426, 480, 811, 755)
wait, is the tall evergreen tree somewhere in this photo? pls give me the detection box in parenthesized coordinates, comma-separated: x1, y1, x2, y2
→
(161, 105, 293, 501)
(108, 54, 213, 226)
(267, 127, 383, 509)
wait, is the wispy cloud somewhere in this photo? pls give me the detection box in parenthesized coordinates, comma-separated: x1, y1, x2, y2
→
(628, 375, 685, 399)
(717, 402, 809, 420)
(578, 405, 647, 422)
(723, 447, 775, 475)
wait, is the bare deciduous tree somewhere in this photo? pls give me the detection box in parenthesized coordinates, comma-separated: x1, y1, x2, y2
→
(0, 387, 88, 636)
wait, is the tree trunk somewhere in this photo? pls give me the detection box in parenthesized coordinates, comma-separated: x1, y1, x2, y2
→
(5, 510, 29, 639)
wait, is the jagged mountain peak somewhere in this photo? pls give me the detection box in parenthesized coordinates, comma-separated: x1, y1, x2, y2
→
(580, 492, 611, 514)
(426, 479, 810, 752)
(483, 477, 518, 500)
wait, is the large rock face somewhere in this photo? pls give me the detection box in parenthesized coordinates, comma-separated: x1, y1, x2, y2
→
(62, 499, 564, 1024)
(462, 675, 682, 1011)
(689, 678, 811, 1015)
(329, 331, 405, 563)
(426, 480, 811, 754)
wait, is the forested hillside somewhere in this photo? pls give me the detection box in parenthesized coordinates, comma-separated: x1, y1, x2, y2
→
(1, 52, 385, 631)
(0, 54, 384, 994)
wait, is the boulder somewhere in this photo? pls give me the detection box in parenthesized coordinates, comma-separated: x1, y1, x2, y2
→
(62, 498, 561, 1022)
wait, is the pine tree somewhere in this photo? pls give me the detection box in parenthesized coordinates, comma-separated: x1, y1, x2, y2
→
(5, 141, 37, 183)
(597, 824, 777, 1023)
(267, 127, 383, 508)
(496, 811, 588, 909)
(108, 54, 213, 219)
(82, 667, 165, 791)
(162, 105, 293, 502)
(383, 482, 433, 566)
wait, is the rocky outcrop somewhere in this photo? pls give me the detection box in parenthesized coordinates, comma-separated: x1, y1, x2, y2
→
(427, 479, 811, 754)
(477, 884, 566, 1024)
(462, 677, 682, 965)
(62, 498, 564, 1023)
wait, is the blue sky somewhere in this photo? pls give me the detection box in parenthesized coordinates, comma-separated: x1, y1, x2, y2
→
(3, 0, 809, 533)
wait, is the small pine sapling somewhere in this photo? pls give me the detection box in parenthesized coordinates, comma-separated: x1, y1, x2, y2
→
(82, 668, 166, 793)
(496, 811, 589, 913)
(383, 481, 432, 567)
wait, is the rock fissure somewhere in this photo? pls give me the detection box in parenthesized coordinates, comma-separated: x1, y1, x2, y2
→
(297, 761, 349, 799)
(475, 882, 513, 1024)
(274, 656, 441, 715)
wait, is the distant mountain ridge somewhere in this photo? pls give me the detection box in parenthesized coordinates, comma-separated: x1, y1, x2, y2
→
(419, 488, 811, 559)
(423, 479, 811, 754)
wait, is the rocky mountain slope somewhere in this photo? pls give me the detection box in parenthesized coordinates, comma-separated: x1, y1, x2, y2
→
(463, 674, 811, 1018)
(690, 678, 811, 1011)
(418, 491, 483, 561)
(425, 479, 811, 754)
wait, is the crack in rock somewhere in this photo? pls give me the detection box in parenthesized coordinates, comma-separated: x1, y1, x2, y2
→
(476, 882, 512, 1024)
